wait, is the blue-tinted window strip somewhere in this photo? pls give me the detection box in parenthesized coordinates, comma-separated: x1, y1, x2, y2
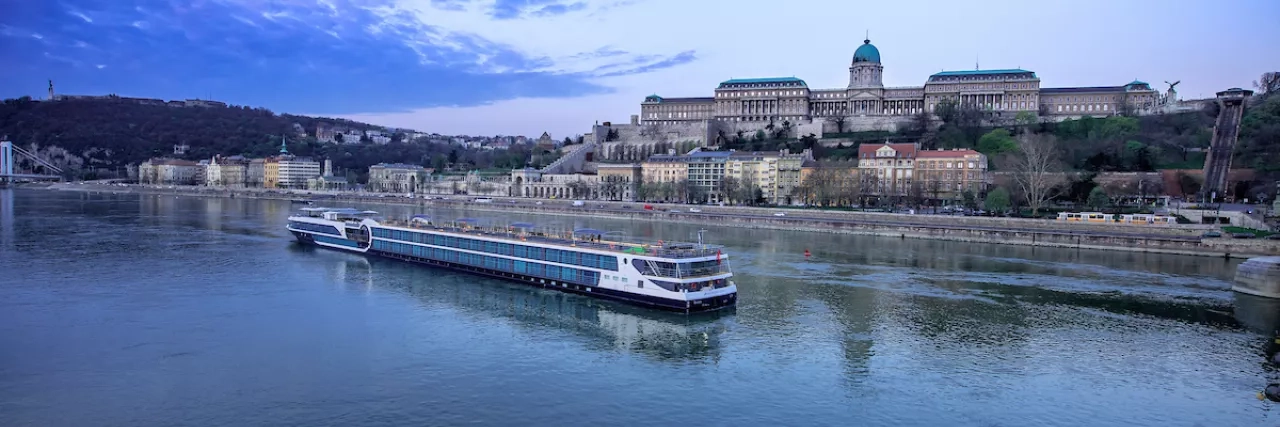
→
(289, 221, 342, 236)
(371, 227, 618, 271)
(371, 239, 599, 286)
(314, 235, 360, 248)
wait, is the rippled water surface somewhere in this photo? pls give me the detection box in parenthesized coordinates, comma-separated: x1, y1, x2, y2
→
(2, 189, 1278, 426)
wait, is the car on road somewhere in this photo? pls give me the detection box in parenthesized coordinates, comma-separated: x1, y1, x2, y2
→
(689, 208, 702, 213)
(1202, 231, 1223, 238)
(773, 212, 786, 217)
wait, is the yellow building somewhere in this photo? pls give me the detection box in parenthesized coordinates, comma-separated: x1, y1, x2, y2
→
(596, 163, 643, 201)
(263, 157, 280, 189)
(797, 160, 859, 206)
(914, 148, 989, 199)
(640, 154, 689, 184)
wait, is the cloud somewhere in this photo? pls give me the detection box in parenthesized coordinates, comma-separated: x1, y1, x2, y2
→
(69, 11, 94, 23)
(489, 0, 586, 19)
(10, 0, 1259, 138)
(0, 0, 697, 119)
(530, 2, 588, 18)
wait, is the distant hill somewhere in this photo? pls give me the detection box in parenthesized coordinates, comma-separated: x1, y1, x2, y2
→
(0, 96, 349, 167)
(0, 96, 542, 181)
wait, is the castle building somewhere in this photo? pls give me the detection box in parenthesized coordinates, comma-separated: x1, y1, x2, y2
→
(639, 37, 1162, 132)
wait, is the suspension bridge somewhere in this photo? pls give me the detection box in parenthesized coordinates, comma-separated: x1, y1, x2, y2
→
(0, 139, 63, 183)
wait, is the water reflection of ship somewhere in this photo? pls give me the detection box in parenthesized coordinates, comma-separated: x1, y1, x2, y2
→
(331, 251, 729, 361)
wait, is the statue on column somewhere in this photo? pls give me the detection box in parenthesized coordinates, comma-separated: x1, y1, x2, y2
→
(1163, 80, 1180, 105)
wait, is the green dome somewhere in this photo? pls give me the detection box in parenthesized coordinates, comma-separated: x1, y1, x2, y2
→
(852, 39, 880, 63)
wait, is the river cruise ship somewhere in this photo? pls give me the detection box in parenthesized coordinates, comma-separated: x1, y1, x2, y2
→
(286, 207, 737, 313)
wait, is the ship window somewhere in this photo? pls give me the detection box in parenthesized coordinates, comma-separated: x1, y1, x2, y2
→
(638, 281, 644, 288)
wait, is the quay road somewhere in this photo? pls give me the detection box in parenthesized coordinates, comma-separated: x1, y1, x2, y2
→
(423, 196, 1205, 243)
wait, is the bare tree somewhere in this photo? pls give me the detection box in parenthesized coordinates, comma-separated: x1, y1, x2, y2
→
(719, 176, 741, 205)
(857, 174, 878, 207)
(1117, 93, 1137, 117)
(1003, 133, 1066, 217)
(1255, 71, 1279, 101)
(926, 178, 944, 211)
(639, 123, 661, 137)
(825, 116, 847, 134)
(566, 181, 590, 199)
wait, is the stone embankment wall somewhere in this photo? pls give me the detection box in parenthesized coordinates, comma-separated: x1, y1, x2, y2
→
(439, 201, 1275, 258)
(674, 204, 1213, 237)
(46, 183, 1278, 258)
(590, 122, 710, 145)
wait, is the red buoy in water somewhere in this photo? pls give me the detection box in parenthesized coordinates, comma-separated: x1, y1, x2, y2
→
(804, 249, 811, 258)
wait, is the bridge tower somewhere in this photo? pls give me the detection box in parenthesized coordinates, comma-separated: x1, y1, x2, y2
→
(1199, 88, 1253, 203)
(1, 140, 13, 178)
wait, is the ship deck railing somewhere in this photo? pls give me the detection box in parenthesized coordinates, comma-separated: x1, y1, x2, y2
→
(377, 219, 726, 260)
(636, 261, 732, 279)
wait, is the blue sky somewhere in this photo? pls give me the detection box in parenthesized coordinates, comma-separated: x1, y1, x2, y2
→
(1, 0, 1277, 138)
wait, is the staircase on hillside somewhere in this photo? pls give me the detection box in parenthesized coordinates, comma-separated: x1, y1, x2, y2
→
(541, 142, 596, 174)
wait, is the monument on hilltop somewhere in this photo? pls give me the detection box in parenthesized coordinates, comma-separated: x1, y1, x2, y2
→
(1163, 80, 1180, 105)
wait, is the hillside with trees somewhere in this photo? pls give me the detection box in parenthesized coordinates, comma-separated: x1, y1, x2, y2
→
(0, 96, 556, 181)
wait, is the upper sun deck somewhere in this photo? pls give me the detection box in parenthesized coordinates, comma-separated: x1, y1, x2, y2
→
(297, 207, 380, 223)
(376, 216, 726, 260)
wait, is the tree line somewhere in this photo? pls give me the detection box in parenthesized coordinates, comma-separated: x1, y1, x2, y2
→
(0, 97, 558, 182)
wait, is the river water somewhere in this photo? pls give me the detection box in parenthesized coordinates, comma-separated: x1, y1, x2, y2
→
(2, 189, 1278, 426)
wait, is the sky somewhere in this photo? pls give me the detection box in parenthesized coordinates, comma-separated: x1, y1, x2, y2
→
(1, 0, 1278, 139)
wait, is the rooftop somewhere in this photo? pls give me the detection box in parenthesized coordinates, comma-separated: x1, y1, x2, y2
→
(917, 148, 983, 158)
(858, 142, 919, 158)
(147, 158, 200, 166)
(1040, 86, 1126, 94)
(930, 69, 1036, 77)
(656, 97, 714, 104)
(371, 163, 427, 170)
(718, 77, 807, 87)
(687, 151, 732, 159)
